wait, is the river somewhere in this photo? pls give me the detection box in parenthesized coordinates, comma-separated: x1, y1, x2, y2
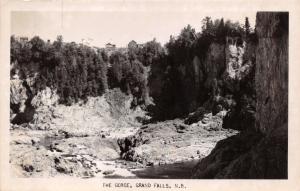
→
(106, 160, 199, 179)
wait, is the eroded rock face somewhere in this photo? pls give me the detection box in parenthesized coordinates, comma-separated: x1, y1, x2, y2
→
(203, 43, 226, 90)
(191, 39, 255, 119)
(255, 12, 288, 134)
(148, 35, 255, 120)
(27, 87, 60, 130)
(192, 12, 288, 179)
(225, 37, 245, 79)
(31, 87, 59, 108)
(10, 69, 61, 128)
(10, 78, 28, 113)
(220, 36, 256, 131)
(10, 77, 35, 124)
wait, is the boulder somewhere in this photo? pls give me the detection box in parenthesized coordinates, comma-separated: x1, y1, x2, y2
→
(184, 107, 207, 125)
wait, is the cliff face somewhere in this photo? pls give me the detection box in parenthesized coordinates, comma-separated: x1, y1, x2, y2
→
(191, 12, 288, 179)
(148, 37, 255, 120)
(10, 78, 28, 113)
(255, 13, 288, 134)
(10, 75, 35, 124)
(183, 42, 226, 113)
(202, 43, 226, 90)
(10, 68, 60, 127)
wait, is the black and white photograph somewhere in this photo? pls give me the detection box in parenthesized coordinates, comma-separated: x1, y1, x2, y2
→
(1, 1, 299, 190)
(8, 9, 288, 179)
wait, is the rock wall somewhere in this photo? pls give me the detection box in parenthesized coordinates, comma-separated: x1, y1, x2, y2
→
(181, 42, 226, 113)
(28, 87, 60, 130)
(191, 12, 288, 179)
(255, 12, 288, 134)
(10, 68, 60, 127)
(10, 74, 35, 124)
(10, 79, 28, 113)
(198, 38, 255, 124)
(202, 43, 226, 90)
(148, 38, 255, 120)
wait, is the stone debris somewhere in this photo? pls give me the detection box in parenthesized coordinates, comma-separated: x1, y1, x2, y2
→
(118, 114, 237, 167)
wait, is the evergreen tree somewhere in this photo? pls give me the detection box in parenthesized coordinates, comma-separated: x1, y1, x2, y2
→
(245, 17, 250, 37)
(202, 17, 214, 36)
(217, 18, 225, 42)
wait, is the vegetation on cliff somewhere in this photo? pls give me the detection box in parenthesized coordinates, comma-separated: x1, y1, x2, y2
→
(11, 17, 255, 119)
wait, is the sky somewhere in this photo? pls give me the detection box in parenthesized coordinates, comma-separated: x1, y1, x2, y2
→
(11, 11, 256, 47)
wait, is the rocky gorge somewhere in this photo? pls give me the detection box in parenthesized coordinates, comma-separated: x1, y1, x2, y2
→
(9, 12, 288, 179)
(10, 86, 237, 178)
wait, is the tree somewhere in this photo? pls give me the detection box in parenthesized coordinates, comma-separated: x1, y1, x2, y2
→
(95, 51, 108, 92)
(10, 36, 21, 63)
(245, 17, 250, 37)
(19, 41, 32, 65)
(202, 17, 214, 36)
(127, 40, 139, 61)
(224, 19, 243, 37)
(30, 36, 45, 63)
(166, 24, 196, 66)
(140, 39, 164, 66)
(179, 24, 196, 44)
(216, 18, 225, 41)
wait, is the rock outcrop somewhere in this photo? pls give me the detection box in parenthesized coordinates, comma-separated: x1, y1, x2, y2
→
(192, 12, 288, 179)
(10, 78, 28, 114)
(29, 87, 59, 130)
(196, 37, 255, 129)
(10, 68, 60, 129)
(10, 75, 35, 124)
(117, 113, 237, 166)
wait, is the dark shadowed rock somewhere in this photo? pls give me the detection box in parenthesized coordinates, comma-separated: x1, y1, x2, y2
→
(215, 124, 287, 178)
(191, 130, 263, 178)
(222, 94, 256, 131)
(255, 12, 288, 134)
(184, 107, 207, 125)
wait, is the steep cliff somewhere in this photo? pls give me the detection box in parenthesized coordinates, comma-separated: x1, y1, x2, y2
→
(184, 37, 255, 126)
(148, 36, 255, 121)
(10, 71, 35, 124)
(10, 63, 62, 128)
(255, 12, 288, 134)
(191, 12, 288, 179)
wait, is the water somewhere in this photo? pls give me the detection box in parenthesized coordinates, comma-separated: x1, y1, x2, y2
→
(106, 160, 199, 179)
(131, 160, 199, 179)
(39, 135, 65, 149)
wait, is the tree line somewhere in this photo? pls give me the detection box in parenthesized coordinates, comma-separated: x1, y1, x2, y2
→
(11, 17, 254, 113)
(11, 35, 109, 105)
